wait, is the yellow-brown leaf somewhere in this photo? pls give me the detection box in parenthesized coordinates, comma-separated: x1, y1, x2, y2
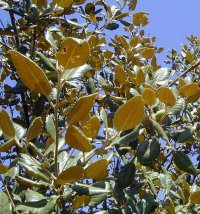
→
(179, 83, 199, 97)
(68, 93, 98, 125)
(0, 109, 15, 137)
(85, 159, 108, 181)
(56, 37, 89, 69)
(114, 95, 145, 131)
(136, 69, 145, 86)
(9, 50, 52, 96)
(157, 87, 176, 106)
(57, 166, 84, 185)
(115, 65, 127, 85)
(82, 116, 100, 139)
(142, 88, 156, 106)
(72, 195, 91, 209)
(142, 48, 155, 59)
(65, 125, 92, 152)
(26, 117, 43, 142)
(190, 190, 200, 204)
(0, 163, 8, 174)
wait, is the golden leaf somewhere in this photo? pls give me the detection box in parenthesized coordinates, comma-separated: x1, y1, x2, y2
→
(68, 93, 98, 125)
(0, 163, 8, 174)
(26, 117, 43, 142)
(142, 88, 156, 106)
(142, 48, 155, 59)
(72, 195, 91, 209)
(9, 50, 52, 96)
(56, 37, 89, 69)
(136, 69, 145, 86)
(179, 83, 200, 97)
(157, 87, 176, 106)
(85, 159, 108, 181)
(190, 190, 200, 204)
(57, 166, 84, 185)
(51, 0, 73, 8)
(114, 95, 145, 131)
(82, 116, 100, 139)
(0, 139, 17, 152)
(65, 125, 92, 152)
(0, 109, 15, 137)
(115, 65, 127, 85)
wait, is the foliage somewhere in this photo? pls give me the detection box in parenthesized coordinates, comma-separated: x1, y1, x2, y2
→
(0, 0, 200, 213)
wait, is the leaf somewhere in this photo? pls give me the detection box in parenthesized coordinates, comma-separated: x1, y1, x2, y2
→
(190, 190, 200, 204)
(117, 162, 135, 189)
(154, 67, 170, 82)
(85, 159, 108, 181)
(73, 182, 111, 196)
(89, 194, 107, 206)
(142, 48, 155, 59)
(0, 192, 12, 214)
(158, 173, 173, 192)
(0, 163, 8, 174)
(38, 197, 58, 214)
(46, 30, 57, 51)
(56, 37, 89, 69)
(0, 139, 17, 152)
(16, 175, 47, 189)
(115, 65, 127, 85)
(136, 139, 160, 164)
(51, 0, 73, 8)
(68, 93, 98, 125)
(61, 64, 92, 81)
(82, 116, 100, 139)
(65, 125, 92, 152)
(114, 95, 145, 131)
(57, 166, 84, 185)
(72, 195, 91, 209)
(177, 125, 198, 143)
(167, 98, 185, 115)
(105, 22, 119, 30)
(0, 109, 15, 137)
(152, 120, 169, 142)
(36, 51, 55, 71)
(13, 123, 26, 140)
(130, 0, 137, 10)
(26, 189, 46, 202)
(5, 167, 19, 181)
(45, 114, 56, 141)
(174, 151, 197, 174)
(136, 69, 145, 86)
(157, 87, 176, 106)
(27, 117, 43, 142)
(179, 83, 200, 97)
(142, 88, 156, 106)
(9, 50, 52, 96)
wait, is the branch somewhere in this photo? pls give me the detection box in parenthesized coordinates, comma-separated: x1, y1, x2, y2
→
(169, 60, 200, 87)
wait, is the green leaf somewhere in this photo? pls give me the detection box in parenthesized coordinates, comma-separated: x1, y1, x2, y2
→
(61, 64, 92, 81)
(117, 162, 135, 189)
(177, 125, 198, 143)
(5, 167, 19, 182)
(154, 67, 171, 82)
(45, 114, 56, 141)
(73, 182, 111, 196)
(13, 123, 26, 140)
(26, 189, 46, 202)
(152, 120, 169, 142)
(167, 98, 185, 115)
(15, 200, 47, 213)
(158, 173, 173, 193)
(174, 151, 198, 174)
(9, 50, 52, 96)
(0, 192, 12, 214)
(89, 194, 107, 206)
(136, 139, 160, 165)
(36, 51, 55, 71)
(105, 22, 119, 30)
(46, 30, 57, 51)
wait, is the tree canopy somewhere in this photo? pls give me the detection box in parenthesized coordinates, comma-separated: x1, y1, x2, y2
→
(0, 0, 200, 213)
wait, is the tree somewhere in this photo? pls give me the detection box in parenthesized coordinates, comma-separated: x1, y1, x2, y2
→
(0, 0, 200, 213)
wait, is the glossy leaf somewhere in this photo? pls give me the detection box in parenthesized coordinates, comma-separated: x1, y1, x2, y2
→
(0, 139, 16, 152)
(67, 93, 98, 125)
(174, 151, 197, 174)
(9, 50, 52, 96)
(56, 37, 89, 69)
(65, 125, 92, 152)
(0, 163, 8, 174)
(168, 98, 185, 115)
(0, 109, 15, 137)
(38, 197, 57, 214)
(45, 114, 56, 141)
(157, 87, 176, 106)
(27, 117, 43, 142)
(13, 123, 26, 140)
(190, 190, 200, 204)
(51, 0, 73, 8)
(57, 166, 84, 184)
(179, 83, 199, 97)
(85, 159, 108, 181)
(114, 95, 145, 131)
(72, 195, 91, 209)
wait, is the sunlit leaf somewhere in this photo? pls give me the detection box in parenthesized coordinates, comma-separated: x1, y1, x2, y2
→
(136, 69, 145, 86)
(115, 65, 127, 85)
(130, 0, 137, 10)
(0, 139, 17, 152)
(179, 83, 199, 97)
(45, 114, 56, 141)
(157, 87, 176, 106)
(68, 93, 98, 125)
(72, 195, 91, 209)
(85, 159, 108, 181)
(57, 166, 84, 184)
(142, 88, 156, 106)
(9, 50, 52, 96)
(82, 116, 100, 138)
(190, 190, 200, 204)
(0, 163, 8, 174)
(142, 48, 155, 59)
(0, 192, 12, 214)
(0, 109, 15, 137)
(114, 95, 145, 131)
(65, 125, 92, 152)
(56, 37, 89, 69)
(51, 0, 73, 8)
(27, 117, 43, 142)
